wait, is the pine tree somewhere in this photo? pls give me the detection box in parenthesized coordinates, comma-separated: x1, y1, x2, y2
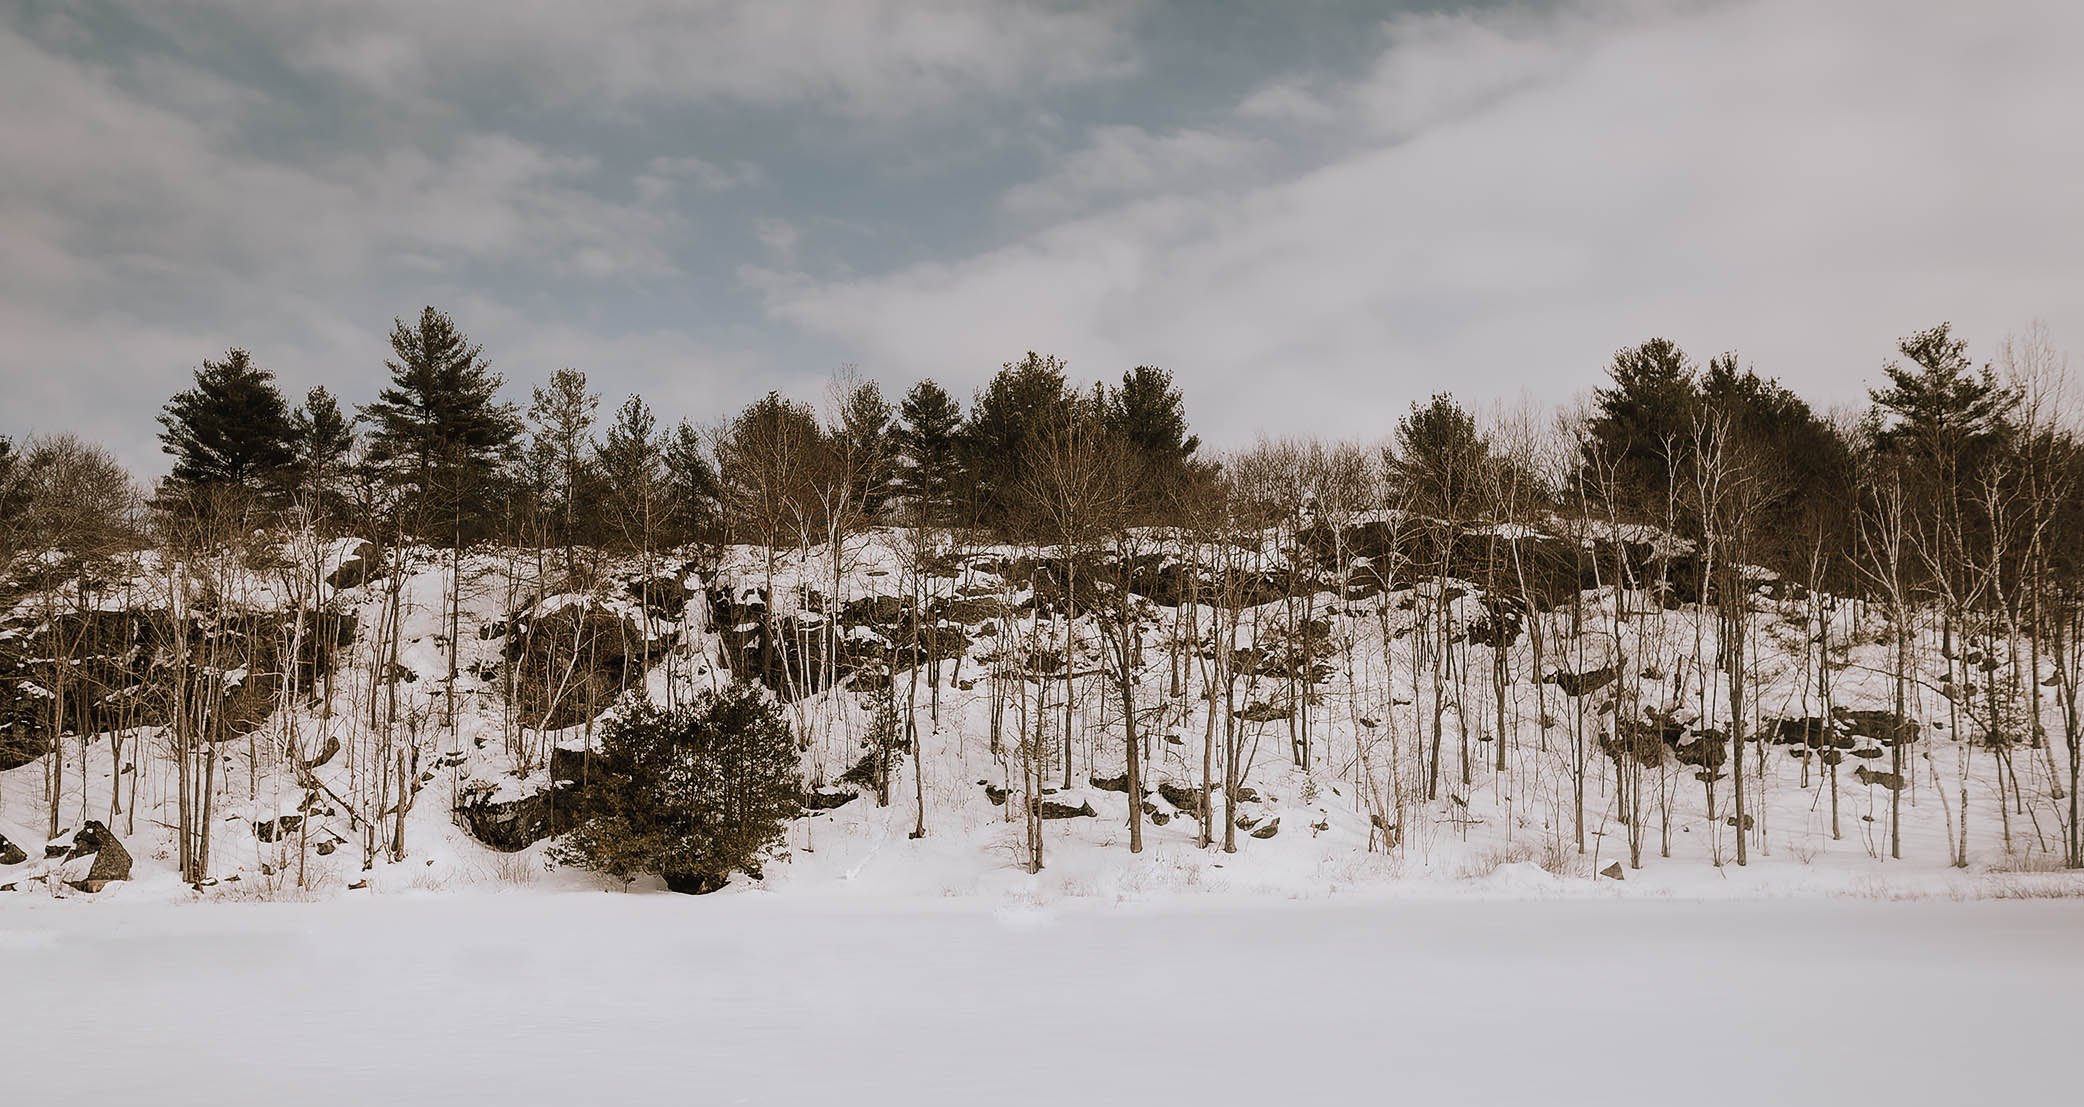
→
(156, 347, 296, 506)
(1870, 322, 2017, 475)
(959, 353, 1074, 532)
(527, 367, 599, 546)
(360, 306, 521, 540)
(288, 386, 355, 521)
(1386, 392, 1488, 520)
(553, 682, 802, 893)
(834, 378, 894, 516)
(892, 379, 961, 525)
(1106, 365, 1199, 470)
(597, 395, 666, 553)
(663, 418, 719, 542)
(1584, 338, 1698, 515)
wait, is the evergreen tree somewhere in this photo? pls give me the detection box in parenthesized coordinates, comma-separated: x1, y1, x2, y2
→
(891, 379, 961, 525)
(1583, 338, 1699, 515)
(288, 386, 355, 521)
(663, 418, 720, 542)
(156, 347, 296, 505)
(359, 307, 521, 540)
(1106, 365, 1199, 470)
(527, 367, 600, 547)
(1386, 393, 1489, 521)
(958, 352, 1075, 532)
(1700, 355, 1854, 534)
(597, 395, 666, 553)
(1869, 322, 2017, 475)
(553, 681, 802, 894)
(834, 378, 895, 516)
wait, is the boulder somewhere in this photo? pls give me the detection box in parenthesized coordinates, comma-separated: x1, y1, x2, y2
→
(64, 820, 132, 892)
(804, 788, 857, 811)
(1039, 797, 1096, 820)
(662, 871, 730, 895)
(1249, 817, 1281, 840)
(1156, 781, 1206, 818)
(1600, 861, 1624, 880)
(252, 814, 304, 843)
(325, 541, 379, 590)
(1545, 665, 1620, 698)
(455, 790, 552, 852)
(0, 730, 49, 773)
(1854, 766, 1906, 792)
(0, 832, 25, 867)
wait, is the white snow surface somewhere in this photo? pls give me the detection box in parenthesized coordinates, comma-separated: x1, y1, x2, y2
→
(2, 895, 2078, 1105)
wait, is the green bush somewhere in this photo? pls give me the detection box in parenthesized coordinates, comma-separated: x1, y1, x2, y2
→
(553, 680, 801, 893)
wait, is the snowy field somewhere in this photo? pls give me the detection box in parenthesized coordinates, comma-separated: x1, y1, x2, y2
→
(5, 895, 2078, 1105)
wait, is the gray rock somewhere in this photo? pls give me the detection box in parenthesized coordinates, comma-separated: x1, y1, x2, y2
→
(65, 820, 132, 892)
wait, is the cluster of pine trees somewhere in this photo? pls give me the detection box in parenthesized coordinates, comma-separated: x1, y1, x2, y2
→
(5, 306, 2084, 880)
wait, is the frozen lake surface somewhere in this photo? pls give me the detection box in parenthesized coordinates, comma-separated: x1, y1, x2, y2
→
(5, 895, 2079, 1105)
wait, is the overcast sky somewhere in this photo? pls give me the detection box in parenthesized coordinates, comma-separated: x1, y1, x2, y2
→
(5, 0, 2080, 475)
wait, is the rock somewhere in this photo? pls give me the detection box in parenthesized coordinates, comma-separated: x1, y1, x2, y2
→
(1249, 818, 1281, 839)
(983, 783, 1010, 806)
(1089, 772, 1131, 794)
(1235, 700, 1291, 722)
(662, 871, 730, 895)
(454, 790, 552, 852)
(1854, 766, 1906, 791)
(1601, 861, 1624, 880)
(64, 820, 132, 892)
(0, 832, 25, 867)
(1039, 797, 1096, 820)
(1156, 781, 1205, 817)
(1545, 665, 1620, 698)
(804, 788, 857, 811)
(326, 541, 379, 590)
(550, 745, 593, 785)
(1834, 708, 1920, 746)
(1724, 813, 1755, 831)
(253, 814, 304, 843)
(308, 735, 341, 769)
(0, 730, 50, 773)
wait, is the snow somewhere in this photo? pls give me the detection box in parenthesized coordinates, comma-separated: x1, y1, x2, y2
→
(2, 895, 2076, 1104)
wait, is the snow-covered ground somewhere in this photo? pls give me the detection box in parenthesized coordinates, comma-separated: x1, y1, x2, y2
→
(4, 894, 2078, 1105)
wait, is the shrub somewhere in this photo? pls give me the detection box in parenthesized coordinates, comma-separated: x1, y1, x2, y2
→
(553, 680, 801, 893)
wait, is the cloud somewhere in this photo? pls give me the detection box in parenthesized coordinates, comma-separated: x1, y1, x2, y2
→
(758, 0, 2084, 446)
(1004, 126, 1271, 221)
(638, 157, 766, 201)
(111, 0, 1143, 120)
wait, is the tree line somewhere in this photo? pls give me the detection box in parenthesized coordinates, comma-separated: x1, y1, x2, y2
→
(5, 306, 2083, 883)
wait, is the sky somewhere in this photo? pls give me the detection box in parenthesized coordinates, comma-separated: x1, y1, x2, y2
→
(4, 0, 2081, 476)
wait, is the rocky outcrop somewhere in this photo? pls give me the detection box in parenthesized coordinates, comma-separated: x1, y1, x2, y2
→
(325, 541, 379, 590)
(0, 832, 26, 867)
(455, 789, 552, 852)
(508, 604, 662, 729)
(252, 815, 304, 843)
(64, 820, 131, 892)
(1545, 665, 1620, 698)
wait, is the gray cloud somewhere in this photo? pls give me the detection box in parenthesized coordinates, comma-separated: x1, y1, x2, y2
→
(3, 0, 2079, 476)
(760, 0, 2084, 446)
